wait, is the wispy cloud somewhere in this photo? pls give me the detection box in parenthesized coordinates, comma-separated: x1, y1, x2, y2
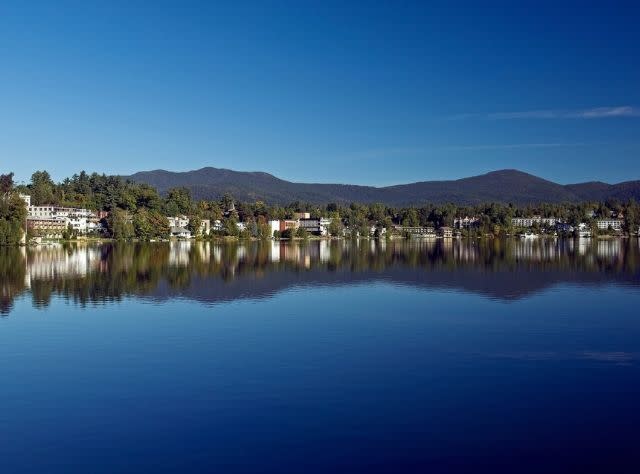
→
(441, 143, 586, 151)
(339, 142, 588, 160)
(448, 106, 639, 121)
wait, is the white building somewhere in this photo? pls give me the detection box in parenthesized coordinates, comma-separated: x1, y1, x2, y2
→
(19, 194, 31, 207)
(596, 218, 623, 231)
(320, 218, 331, 236)
(268, 220, 280, 237)
(170, 227, 191, 238)
(511, 216, 558, 228)
(454, 216, 480, 229)
(26, 203, 99, 235)
(369, 225, 387, 236)
(167, 216, 211, 237)
(556, 222, 574, 233)
(167, 215, 190, 229)
(28, 205, 94, 220)
(577, 223, 592, 238)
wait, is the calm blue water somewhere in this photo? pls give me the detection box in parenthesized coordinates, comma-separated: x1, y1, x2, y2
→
(1, 240, 640, 473)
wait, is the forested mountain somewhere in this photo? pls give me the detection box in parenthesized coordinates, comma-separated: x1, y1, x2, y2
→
(124, 168, 640, 206)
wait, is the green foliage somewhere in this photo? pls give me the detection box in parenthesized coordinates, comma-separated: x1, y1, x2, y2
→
(0, 173, 14, 195)
(328, 218, 343, 237)
(187, 215, 202, 238)
(62, 224, 77, 240)
(30, 171, 56, 205)
(0, 176, 27, 245)
(624, 199, 639, 234)
(255, 218, 272, 240)
(165, 187, 193, 216)
(223, 216, 239, 237)
(133, 209, 169, 241)
(108, 209, 135, 240)
(402, 208, 420, 227)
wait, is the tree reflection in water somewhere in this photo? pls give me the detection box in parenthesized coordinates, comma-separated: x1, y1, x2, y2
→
(1, 238, 639, 315)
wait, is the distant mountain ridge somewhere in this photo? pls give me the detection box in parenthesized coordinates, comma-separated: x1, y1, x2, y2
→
(124, 168, 640, 206)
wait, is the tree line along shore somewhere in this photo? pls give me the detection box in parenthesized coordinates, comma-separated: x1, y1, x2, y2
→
(1, 170, 639, 245)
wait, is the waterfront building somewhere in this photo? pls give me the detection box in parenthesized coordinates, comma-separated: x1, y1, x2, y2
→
(394, 226, 436, 237)
(167, 216, 211, 236)
(511, 216, 558, 227)
(170, 226, 191, 239)
(438, 227, 453, 238)
(268, 220, 280, 237)
(26, 217, 68, 238)
(299, 218, 331, 236)
(556, 222, 574, 233)
(596, 219, 623, 231)
(453, 216, 480, 229)
(26, 204, 100, 235)
(279, 220, 299, 232)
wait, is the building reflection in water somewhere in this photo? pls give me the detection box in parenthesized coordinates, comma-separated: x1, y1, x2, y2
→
(1, 238, 639, 315)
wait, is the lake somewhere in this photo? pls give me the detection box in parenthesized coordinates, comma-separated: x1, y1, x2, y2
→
(1, 239, 640, 473)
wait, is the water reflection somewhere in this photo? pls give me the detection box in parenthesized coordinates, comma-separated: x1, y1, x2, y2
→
(1, 238, 639, 314)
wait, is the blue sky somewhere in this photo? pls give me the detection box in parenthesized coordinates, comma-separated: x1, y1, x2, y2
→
(1, 1, 639, 186)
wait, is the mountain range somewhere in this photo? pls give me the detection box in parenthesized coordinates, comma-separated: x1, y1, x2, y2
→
(124, 168, 640, 206)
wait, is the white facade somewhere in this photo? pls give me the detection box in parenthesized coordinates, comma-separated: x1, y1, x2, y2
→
(319, 218, 332, 236)
(454, 216, 480, 228)
(596, 219, 623, 231)
(28, 205, 94, 219)
(511, 216, 558, 227)
(167, 216, 211, 237)
(168, 215, 190, 228)
(27, 204, 99, 235)
(170, 227, 191, 238)
(269, 220, 280, 237)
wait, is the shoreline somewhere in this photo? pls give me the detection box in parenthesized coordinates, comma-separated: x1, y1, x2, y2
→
(6, 233, 637, 247)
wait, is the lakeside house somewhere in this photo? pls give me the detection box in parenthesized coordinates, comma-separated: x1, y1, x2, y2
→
(511, 216, 558, 227)
(577, 223, 592, 238)
(167, 216, 211, 237)
(454, 216, 480, 229)
(393, 225, 436, 237)
(170, 227, 191, 239)
(438, 227, 453, 238)
(556, 222, 574, 233)
(22, 197, 104, 238)
(26, 217, 68, 238)
(596, 218, 623, 231)
(279, 219, 300, 233)
(268, 220, 280, 236)
(298, 218, 332, 236)
(369, 225, 387, 236)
